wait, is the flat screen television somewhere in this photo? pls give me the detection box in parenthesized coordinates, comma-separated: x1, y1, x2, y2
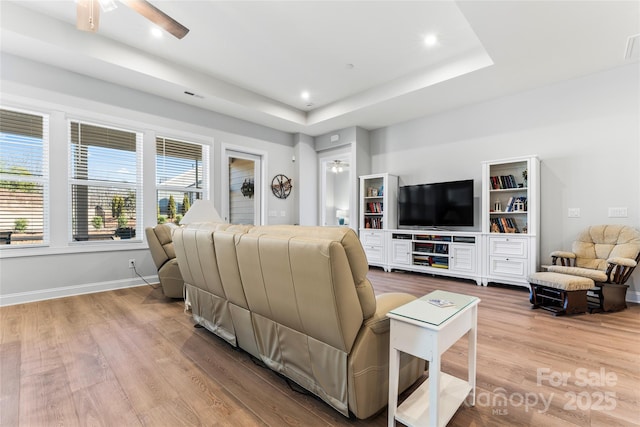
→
(398, 179, 474, 227)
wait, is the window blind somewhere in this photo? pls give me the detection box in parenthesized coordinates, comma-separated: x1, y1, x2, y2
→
(156, 137, 207, 223)
(69, 121, 141, 242)
(0, 108, 49, 246)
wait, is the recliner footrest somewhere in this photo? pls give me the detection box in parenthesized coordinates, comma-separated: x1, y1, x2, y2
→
(528, 272, 594, 316)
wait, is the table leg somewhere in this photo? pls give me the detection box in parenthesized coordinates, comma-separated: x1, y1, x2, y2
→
(467, 305, 477, 407)
(388, 347, 400, 427)
(429, 351, 441, 426)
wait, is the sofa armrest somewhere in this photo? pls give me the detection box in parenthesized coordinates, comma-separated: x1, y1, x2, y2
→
(550, 251, 576, 267)
(347, 291, 424, 419)
(365, 292, 417, 335)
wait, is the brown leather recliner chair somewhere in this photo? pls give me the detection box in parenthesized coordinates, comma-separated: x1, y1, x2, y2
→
(145, 223, 184, 298)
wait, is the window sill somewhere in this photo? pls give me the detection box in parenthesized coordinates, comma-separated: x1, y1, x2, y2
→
(0, 240, 148, 259)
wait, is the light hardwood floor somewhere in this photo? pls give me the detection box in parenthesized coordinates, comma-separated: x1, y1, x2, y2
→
(1, 269, 639, 426)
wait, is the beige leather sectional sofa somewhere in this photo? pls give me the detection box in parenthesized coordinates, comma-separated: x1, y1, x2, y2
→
(172, 223, 424, 419)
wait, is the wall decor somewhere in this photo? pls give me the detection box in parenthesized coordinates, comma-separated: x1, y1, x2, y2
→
(240, 179, 254, 198)
(271, 174, 292, 199)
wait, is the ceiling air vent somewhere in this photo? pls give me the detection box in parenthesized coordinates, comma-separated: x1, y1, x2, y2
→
(624, 34, 640, 61)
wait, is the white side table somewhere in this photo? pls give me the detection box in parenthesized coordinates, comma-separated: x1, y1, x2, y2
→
(387, 290, 480, 427)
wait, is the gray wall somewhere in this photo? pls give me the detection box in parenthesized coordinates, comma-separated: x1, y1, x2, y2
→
(0, 54, 296, 305)
(370, 63, 640, 297)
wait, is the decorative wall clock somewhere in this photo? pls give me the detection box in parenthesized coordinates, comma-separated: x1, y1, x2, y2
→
(271, 174, 292, 199)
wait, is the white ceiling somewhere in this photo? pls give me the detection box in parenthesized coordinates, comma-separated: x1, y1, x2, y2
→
(1, 1, 639, 136)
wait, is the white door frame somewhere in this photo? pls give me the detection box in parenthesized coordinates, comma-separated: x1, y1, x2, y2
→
(221, 144, 267, 225)
(318, 148, 353, 228)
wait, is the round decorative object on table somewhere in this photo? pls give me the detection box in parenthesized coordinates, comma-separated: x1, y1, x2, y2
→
(271, 174, 292, 199)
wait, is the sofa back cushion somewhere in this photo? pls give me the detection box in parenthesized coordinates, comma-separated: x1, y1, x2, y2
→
(213, 225, 254, 308)
(248, 225, 376, 319)
(173, 222, 232, 297)
(237, 232, 364, 353)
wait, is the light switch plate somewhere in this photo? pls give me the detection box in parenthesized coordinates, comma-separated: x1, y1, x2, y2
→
(568, 208, 580, 218)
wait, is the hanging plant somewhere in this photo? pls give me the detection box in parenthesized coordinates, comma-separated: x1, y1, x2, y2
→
(241, 179, 254, 198)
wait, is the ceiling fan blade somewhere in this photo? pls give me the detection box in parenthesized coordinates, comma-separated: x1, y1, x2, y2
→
(77, 0, 100, 33)
(120, 0, 190, 39)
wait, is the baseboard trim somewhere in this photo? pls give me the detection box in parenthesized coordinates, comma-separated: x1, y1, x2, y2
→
(626, 290, 640, 304)
(0, 275, 159, 307)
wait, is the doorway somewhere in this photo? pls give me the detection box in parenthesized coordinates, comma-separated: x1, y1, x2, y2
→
(319, 152, 352, 227)
(223, 149, 262, 225)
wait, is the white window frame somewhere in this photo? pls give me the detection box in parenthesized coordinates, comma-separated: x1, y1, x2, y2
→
(68, 119, 143, 244)
(0, 106, 50, 248)
(155, 136, 209, 225)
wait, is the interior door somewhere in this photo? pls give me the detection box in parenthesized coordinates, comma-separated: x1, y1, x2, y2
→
(223, 149, 262, 225)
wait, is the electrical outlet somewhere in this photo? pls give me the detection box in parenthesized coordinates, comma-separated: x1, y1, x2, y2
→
(128, 259, 136, 269)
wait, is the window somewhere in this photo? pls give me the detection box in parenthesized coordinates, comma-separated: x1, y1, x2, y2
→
(69, 121, 142, 241)
(0, 108, 49, 246)
(156, 137, 207, 224)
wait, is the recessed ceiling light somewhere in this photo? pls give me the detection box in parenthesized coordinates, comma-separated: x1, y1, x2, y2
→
(301, 91, 310, 101)
(424, 34, 438, 47)
(151, 27, 163, 38)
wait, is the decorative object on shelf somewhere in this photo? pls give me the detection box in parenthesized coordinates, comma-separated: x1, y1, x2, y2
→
(513, 200, 525, 212)
(493, 200, 502, 212)
(240, 179, 254, 198)
(522, 169, 528, 187)
(271, 174, 292, 199)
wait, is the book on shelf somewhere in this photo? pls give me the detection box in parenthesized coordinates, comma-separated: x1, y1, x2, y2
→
(490, 174, 520, 190)
(365, 217, 383, 229)
(367, 202, 383, 213)
(491, 217, 520, 233)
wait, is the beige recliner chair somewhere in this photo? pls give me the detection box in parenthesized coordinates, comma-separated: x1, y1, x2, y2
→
(145, 223, 184, 298)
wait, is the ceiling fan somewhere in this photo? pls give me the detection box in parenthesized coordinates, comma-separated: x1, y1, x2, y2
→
(76, 0, 189, 39)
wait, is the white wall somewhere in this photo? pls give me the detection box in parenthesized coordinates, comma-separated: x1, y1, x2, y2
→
(371, 63, 640, 297)
(0, 54, 295, 305)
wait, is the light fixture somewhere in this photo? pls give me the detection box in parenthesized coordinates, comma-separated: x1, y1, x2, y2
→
(424, 33, 438, 47)
(151, 27, 163, 38)
(330, 160, 345, 174)
(301, 91, 310, 100)
(180, 199, 224, 225)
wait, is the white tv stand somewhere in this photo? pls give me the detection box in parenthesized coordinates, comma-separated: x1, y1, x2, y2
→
(387, 229, 482, 285)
